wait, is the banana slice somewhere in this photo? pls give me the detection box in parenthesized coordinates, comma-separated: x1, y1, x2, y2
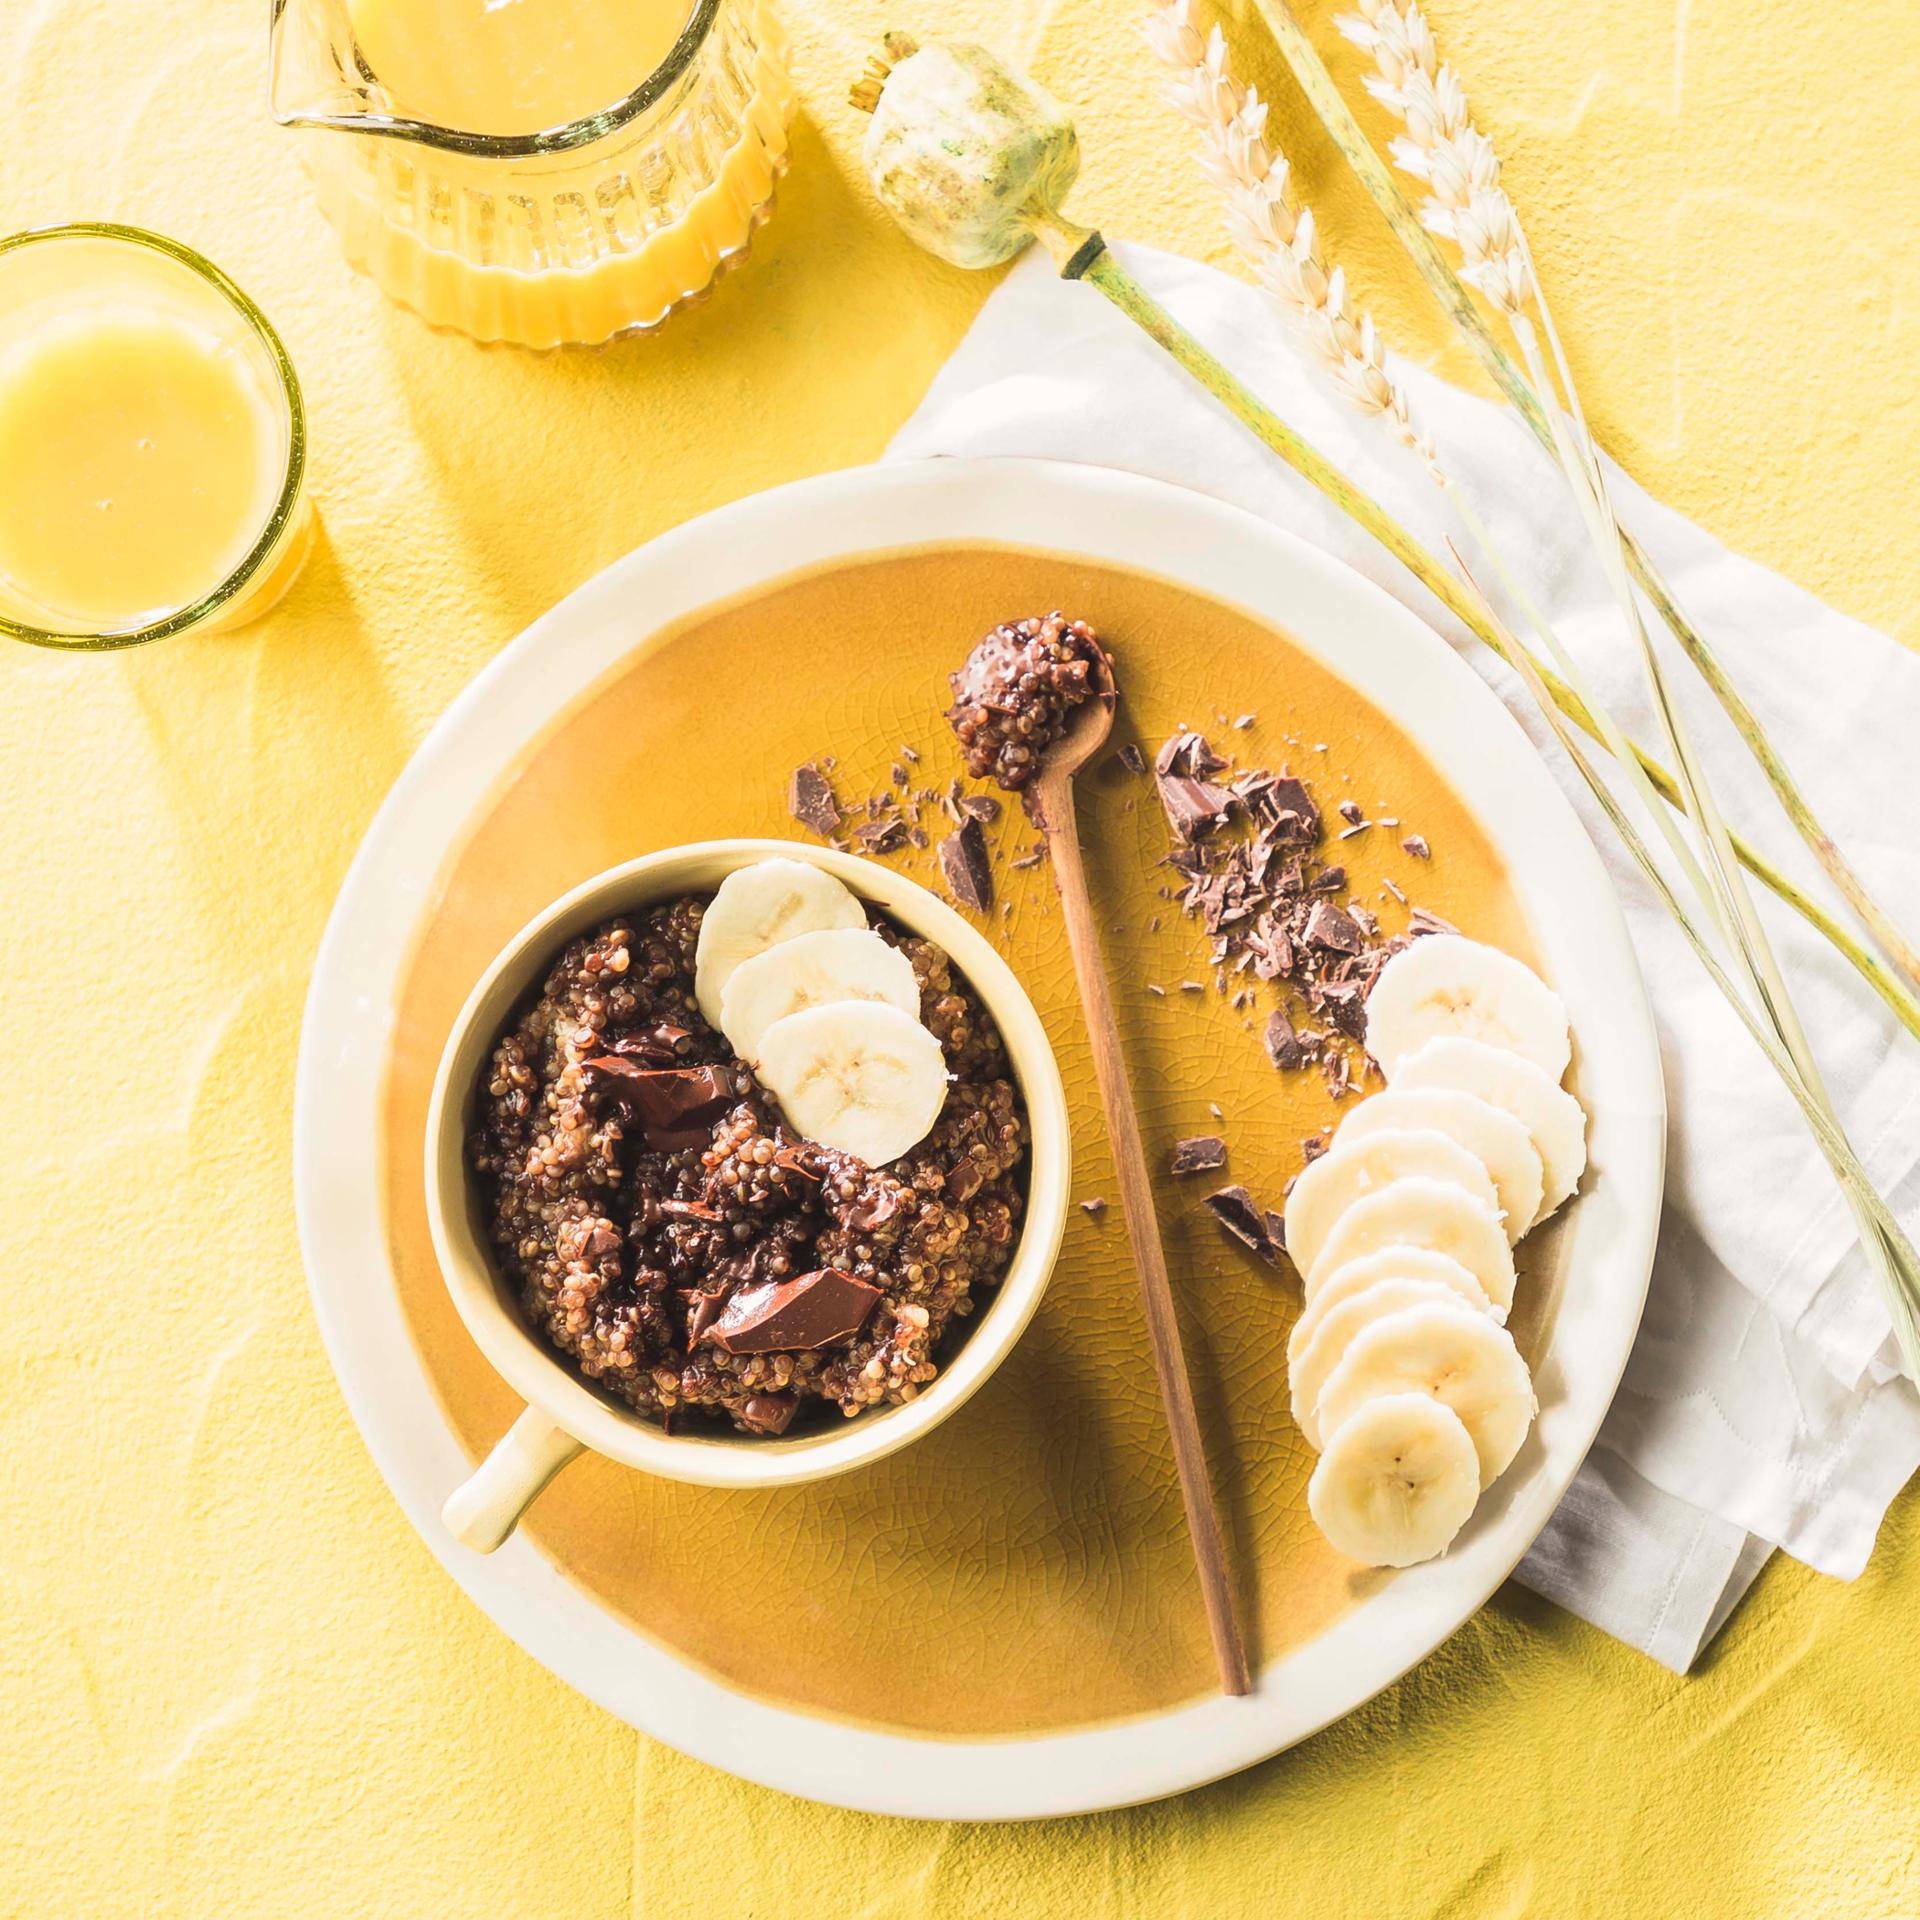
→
(720, 926, 922, 1060)
(1289, 1275, 1479, 1447)
(1365, 933, 1572, 1082)
(1307, 1391, 1481, 1568)
(1315, 1300, 1536, 1488)
(1284, 1128, 1500, 1277)
(1335, 1089, 1544, 1246)
(1395, 1036, 1588, 1228)
(1304, 1175, 1515, 1314)
(1294, 1248, 1498, 1368)
(755, 999, 949, 1166)
(693, 858, 869, 1028)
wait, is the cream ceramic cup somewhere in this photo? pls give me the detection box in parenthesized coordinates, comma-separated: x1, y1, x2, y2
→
(427, 839, 1072, 1551)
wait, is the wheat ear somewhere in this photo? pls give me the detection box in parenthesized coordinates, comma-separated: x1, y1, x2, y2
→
(1331, 0, 1920, 1375)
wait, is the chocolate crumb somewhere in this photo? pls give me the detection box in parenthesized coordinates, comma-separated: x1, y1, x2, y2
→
(788, 763, 841, 837)
(1115, 741, 1149, 776)
(1203, 1186, 1283, 1266)
(1080, 1196, 1107, 1216)
(938, 815, 995, 912)
(1407, 906, 1460, 937)
(1301, 1132, 1330, 1164)
(1171, 1135, 1228, 1176)
(1338, 799, 1364, 826)
(959, 792, 1002, 824)
(1401, 833, 1431, 859)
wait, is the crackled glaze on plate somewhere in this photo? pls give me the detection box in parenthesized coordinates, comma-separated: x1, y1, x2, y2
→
(296, 459, 1662, 1817)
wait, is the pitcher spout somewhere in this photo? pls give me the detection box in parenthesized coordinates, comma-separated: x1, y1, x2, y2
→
(267, 0, 386, 134)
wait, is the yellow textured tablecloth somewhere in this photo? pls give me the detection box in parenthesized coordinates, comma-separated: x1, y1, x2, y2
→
(4, 0, 1918, 1910)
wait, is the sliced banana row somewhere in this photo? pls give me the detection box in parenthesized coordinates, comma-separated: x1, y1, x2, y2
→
(692, 857, 950, 1165)
(1287, 934, 1589, 1568)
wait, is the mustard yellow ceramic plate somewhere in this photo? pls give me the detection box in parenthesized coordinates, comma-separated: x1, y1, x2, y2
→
(294, 459, 1664, 1818)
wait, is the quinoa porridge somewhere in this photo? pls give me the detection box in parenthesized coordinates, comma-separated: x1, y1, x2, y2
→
(947, 611, 1112, 791)
(469, 893, 1028, 1437)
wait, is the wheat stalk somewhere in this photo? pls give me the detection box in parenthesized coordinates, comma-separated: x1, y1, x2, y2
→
(1321, 0, 1920, 1376)
(1245, 0, 1920, 1002)
(1144, 2, 1438, 471)
(1139, 0, 1920, 1043)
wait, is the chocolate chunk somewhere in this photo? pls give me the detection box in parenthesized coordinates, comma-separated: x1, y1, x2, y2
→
(1156, 731, 1228, 779)
(846, 1182, 905, 1233)
(1314, 978, 1369, 1039)
(1338, 798, 1364, 826)
(1300, 1132, 1330, 1164)
(581, 1059, 735, 1151)
(939, 815, 995, 912)
(1157, 775, 1235, 839)
(1264, 1007, 1313, 1071)
(959, 792, 1002, 823)
(704, 1268, 882, 1353)
(1115, 742, 1148, 776)
(1170, 1135, 1228, 1176)
(601, 1022, 696, 1066)
(945, 1158, 986, 1204)
(1304, 900, 1364, 954)
(739, 1392, 798, 1435)
(1401, 833, 1431, 860)
(1407, 906, 1459, 936)
(1202, 1186, 1282, 1267)
(788, 763, 841, 837)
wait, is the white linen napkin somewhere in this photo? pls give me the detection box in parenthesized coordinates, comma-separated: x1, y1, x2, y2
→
(889, 243, 1920, 1671)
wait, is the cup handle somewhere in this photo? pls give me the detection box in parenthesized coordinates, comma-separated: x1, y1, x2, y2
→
(442, 1407, 584, 1553)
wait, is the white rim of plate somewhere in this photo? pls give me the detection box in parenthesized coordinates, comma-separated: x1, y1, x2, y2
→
(293, 457, 1665, 1821)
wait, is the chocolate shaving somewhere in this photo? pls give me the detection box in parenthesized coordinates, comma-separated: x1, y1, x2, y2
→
(1170, 1135, 1228, 1176)
(703, 1268, 882, 1354)
(580, 1060, 735, 1151)
(1407, 906, 1459, 937)
(857, 818, 908, 855)
(685, 1287, 731, 1344)
(788, 763, 841, 837)
(938, 815, 994, 912)
(1202, 1186, 1283, 1266)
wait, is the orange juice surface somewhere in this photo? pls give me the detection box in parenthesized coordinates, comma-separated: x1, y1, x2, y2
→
(350, 0, 696, 135)
(0, 306, 285, 631)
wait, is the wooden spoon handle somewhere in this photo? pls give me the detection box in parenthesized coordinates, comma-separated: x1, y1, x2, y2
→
(1040, 775, 1252, 1696)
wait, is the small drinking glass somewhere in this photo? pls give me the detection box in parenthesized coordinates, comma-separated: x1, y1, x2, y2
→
(0, 224, 311, 652)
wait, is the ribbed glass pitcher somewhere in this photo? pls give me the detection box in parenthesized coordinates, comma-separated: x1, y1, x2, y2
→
(268, 0, 792, 349)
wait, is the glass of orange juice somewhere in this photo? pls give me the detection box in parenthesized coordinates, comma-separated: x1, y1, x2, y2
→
(0, 224, 311, 651)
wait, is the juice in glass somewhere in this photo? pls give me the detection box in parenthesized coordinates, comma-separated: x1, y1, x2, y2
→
(0, 226, 310, 649)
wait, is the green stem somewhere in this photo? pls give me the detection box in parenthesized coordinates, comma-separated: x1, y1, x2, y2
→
(1021, 209, 1920, 1043)
(1245, 0, 1920, 996)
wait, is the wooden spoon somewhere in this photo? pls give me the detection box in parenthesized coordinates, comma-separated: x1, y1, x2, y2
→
(1027, 659, 1253, 1697)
